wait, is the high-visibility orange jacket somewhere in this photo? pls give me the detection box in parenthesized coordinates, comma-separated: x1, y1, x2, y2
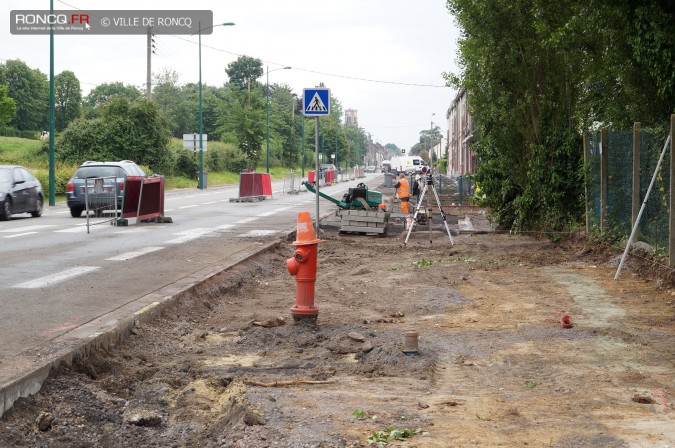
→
(395, 177, 411, 199)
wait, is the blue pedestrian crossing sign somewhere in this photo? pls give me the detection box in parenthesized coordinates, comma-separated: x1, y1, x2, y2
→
(303, 88, 331, 116)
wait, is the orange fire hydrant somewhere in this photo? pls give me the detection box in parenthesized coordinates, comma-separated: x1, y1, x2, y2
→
(286, 211, 323, 322)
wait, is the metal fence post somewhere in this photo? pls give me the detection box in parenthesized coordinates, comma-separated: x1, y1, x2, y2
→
(600, 128, 609, 233)
(583, 132, 590, 234)
(670, 114, 675, 266)
(631, 123, 641, 243)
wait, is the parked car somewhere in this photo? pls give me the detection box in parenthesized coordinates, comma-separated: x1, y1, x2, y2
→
(0, 165, 44, 220)
(381, 160, 392, 173)
(320, 163, 336, 172)
(365, 165, 377, 173)
(66, 160, 146, 218)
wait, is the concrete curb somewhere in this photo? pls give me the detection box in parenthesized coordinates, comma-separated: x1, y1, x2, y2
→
(0, 184, 360, 418)
(0, 239, 286, 418)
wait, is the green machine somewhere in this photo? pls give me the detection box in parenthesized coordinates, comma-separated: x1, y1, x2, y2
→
(303, 181, 383, 210)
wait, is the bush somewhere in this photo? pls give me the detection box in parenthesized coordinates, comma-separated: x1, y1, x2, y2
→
(224, 145, 248, 173)
(175, 150, 199, 178)
(31, 163, 77, 197)
(206, 141, 235, 172)
(437, 158, 448, 174)
(0, 127, 39, 140)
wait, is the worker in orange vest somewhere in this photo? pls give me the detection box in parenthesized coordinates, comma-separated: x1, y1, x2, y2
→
(394, 172, 411, 214)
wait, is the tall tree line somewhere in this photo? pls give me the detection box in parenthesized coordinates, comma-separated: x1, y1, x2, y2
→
(0, 56, 371, 174)
(446, 0, 675, 230)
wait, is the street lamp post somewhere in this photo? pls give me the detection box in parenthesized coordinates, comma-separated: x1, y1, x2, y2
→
(429, 113, 436, 165)
(194, 21, 235, 190)
(266, 66, 292, 173)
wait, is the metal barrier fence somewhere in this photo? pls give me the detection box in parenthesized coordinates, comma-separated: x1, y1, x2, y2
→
(585, 120, 672, 255)
(282, 170, 302, 195)
(85, 176, 119, 233)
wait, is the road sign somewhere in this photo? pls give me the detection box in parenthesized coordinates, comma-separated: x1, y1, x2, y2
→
(303, 88, 330, 116)
(401, 148, 406, 154)
(182, 133, 208, 152)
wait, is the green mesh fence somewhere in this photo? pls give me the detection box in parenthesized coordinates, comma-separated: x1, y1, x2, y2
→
(639, 127, 670, 251)
(606, 131, 633, 235)
(586, 126, 670, 252)
(586, 132, 601, 227)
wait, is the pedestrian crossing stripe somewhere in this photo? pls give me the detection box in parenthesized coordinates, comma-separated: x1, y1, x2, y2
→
(307, 92, 327, 111)
(303, 88, 331, 116)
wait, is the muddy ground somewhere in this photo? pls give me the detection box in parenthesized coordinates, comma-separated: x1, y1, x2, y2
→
(1, 209, 674, 447)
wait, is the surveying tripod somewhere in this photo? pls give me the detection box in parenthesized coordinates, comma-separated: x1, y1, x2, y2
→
(404, 173, 454, 246)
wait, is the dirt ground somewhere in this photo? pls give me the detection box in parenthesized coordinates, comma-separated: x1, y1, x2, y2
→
(1, 207, 674, 447)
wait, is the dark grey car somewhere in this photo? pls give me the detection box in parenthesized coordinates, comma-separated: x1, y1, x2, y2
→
(65, 160, 146, 218)
(0, 165, 43, 221)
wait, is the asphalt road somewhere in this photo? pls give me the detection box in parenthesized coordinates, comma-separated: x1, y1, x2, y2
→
(0, 174, 384, 361)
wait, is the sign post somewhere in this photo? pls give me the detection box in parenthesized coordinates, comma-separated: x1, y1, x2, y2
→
(303, 88, 331, 234)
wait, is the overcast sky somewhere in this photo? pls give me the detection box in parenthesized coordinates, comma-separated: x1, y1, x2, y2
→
(2, 0, 461, 149)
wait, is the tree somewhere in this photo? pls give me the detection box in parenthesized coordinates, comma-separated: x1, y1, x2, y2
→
(0, 84, 16, 127)
(225, 55, 264, 90)
(152, 69, 197, 137)
(0, 59, 48, 130)
(57, 97, 172, 173)
(446, 0, 585, 231)
(55, 71, 82, 131)
(84, 82, 142, 109)
(216, 88, 265, 167)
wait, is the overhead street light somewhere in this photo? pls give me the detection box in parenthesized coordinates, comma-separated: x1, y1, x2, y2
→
(193, 22, 235, 190)
(266, 65, 292, 173)
(429, 113, 436, 165)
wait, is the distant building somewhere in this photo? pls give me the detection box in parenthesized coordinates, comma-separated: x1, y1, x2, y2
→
(446, 89, 476, 176)
(345, 109, 358, 127)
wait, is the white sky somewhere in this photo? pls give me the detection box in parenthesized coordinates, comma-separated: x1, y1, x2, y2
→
(2, 0, 460, 149)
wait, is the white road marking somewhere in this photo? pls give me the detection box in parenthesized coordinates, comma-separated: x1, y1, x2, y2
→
(55, 225, 106, 233)
(13, 266, 100, 289)
(215, 224, 235, 231)
(164, 208, 174, 212)
(106, 246, 164, 261)
(257, 211, 276, 217)
(179, 205, 198, 209)
(273, 206, 293, 212)
(116, 227, 150, 234)
(4, 232, 38, 238)
(238, 230, 278, 237)
(202, 201, 217, 205)
(233, 217, 259, 224)
(0, 224, 56, 233)
(165, 228, 213, 244)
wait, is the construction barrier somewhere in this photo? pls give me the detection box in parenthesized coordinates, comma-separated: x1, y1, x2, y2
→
(324, 169, 335, 184)
(121, 176, 169, 224)
(238, 172, 272, 199)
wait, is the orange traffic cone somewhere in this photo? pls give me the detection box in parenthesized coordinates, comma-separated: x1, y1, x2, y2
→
(292, 211, 323, 246)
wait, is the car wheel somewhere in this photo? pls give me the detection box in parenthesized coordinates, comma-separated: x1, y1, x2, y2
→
(0, 198, 12, 221)
(70, 206, 84, 218)
(31, 195, 43, 217)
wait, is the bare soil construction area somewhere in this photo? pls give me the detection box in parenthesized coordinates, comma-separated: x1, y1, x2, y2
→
(1, 213, 674, 447)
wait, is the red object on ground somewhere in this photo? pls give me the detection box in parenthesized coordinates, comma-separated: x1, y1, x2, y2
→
(561, 314, 572, 328)
(238, 172, 272, 198)
(122, 176, 165, 221)
(286, 212, 324, 321)
(325, 169, 335, 184)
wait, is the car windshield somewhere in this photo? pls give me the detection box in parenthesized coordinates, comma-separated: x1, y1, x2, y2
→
(0, 169, 11, 183)
(74, 166, 126, 178)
